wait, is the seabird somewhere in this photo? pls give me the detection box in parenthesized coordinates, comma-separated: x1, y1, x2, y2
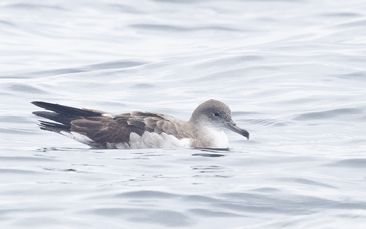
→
(32, 99, 249, 149)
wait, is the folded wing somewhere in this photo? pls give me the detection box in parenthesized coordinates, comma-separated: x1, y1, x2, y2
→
(32, 101, 186, 148)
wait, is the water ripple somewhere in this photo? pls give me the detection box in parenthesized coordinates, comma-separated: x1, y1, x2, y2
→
(90, 208, 193, 227)
(328, 159, 366, 168)
(293, 108, 363, 121)
(115, 190, 179, 199)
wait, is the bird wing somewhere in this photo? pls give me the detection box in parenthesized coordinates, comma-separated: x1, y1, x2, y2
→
(32, 101, 188, 148)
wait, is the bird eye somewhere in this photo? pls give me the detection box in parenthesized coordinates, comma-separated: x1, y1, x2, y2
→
(213, 112, 220, 117)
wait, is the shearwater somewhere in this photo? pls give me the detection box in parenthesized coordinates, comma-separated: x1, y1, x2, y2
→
(32, 99, 249, 149)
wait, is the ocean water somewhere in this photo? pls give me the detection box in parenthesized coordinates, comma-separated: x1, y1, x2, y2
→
(1, 0, 366, 228)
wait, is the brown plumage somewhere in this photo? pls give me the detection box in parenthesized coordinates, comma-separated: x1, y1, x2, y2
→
(32, 101, 190, 148)
(32, 100, 249, 149)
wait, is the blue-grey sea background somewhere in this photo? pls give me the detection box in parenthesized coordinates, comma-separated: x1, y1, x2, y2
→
(1, 0, 366, 228)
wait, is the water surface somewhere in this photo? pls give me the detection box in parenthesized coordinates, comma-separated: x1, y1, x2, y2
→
(1, 0, 366, 228)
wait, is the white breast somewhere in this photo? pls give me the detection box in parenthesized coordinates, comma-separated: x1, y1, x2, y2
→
(202, 126, 229, 148)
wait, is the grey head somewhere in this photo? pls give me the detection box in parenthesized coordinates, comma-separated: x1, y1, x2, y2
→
(189, 99, 249, 139)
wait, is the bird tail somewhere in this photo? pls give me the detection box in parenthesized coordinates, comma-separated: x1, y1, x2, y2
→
(31, 101, 103, 133)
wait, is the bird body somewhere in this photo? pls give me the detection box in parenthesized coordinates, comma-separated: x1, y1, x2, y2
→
(32, 100, 249, 149)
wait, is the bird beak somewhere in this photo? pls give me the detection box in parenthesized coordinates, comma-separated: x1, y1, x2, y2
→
(224, 120, 250, 139)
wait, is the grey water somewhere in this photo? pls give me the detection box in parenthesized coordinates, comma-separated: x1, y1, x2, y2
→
(1, 0, 366, 228)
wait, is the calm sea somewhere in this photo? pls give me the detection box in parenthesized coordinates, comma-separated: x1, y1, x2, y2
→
(1, 0, 366, 228)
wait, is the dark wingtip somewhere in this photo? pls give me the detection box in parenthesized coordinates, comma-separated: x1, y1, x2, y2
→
(31, 101, 104, 118)
(32, 111, 47, 116)
(31, 101, 49, 109)
(31, 101, 41, 105)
